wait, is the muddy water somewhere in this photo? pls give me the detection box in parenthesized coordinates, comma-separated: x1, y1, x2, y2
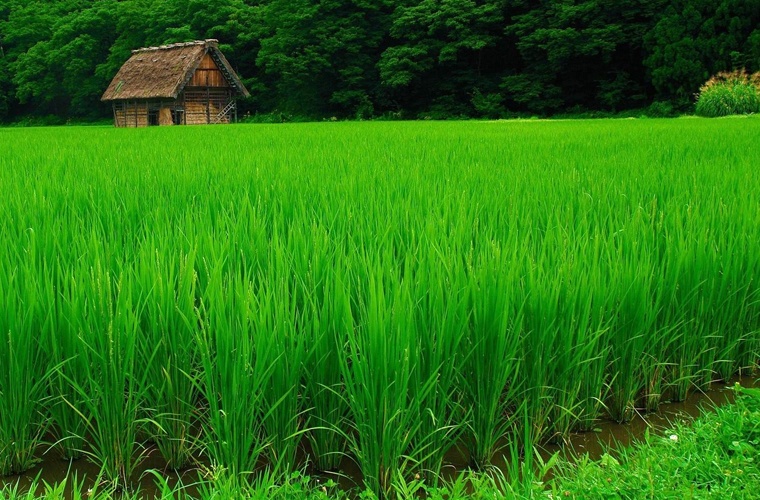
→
(0, 444, 208, 498)
(1, 376, 755, 497)
(542, 376, 749, 462)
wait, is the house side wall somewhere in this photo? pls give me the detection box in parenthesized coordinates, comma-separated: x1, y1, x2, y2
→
(113, 100, 180, 127)
(182, 89, 234, 124)
(113, 101, 149, 127)
(111, 88, 236, 127)
(189, 54, 231, 88)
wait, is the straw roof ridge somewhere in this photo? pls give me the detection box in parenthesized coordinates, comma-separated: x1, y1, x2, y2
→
(131, 39, 218, 54)
(101, 39, 249, 101)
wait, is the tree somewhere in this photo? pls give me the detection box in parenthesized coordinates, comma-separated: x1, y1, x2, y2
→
(378, 0, 508, 116)
(644, 0, 760, 107)
(0, 2, 12, 120)
(0, 0, 757, 121)
(504, 0, 665, 113)
(10, 1, 116, 117)
(256, 0, 391, 118)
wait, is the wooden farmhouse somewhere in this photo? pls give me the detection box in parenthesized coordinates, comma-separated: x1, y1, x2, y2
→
(101, 39, 249, 127)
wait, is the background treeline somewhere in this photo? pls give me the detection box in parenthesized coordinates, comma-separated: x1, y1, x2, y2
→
(1, 0, 759, 122)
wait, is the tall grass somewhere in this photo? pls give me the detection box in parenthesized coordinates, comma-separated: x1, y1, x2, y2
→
(406, 247, 469, 482)
(0, 119, 759, 496)
(44, 264, 88, 461)
(135, 241, 199, 470)
(63, 263, 155, 490)
(337, 255, 438, 497)
(194, 259, 274, 481)
(256, 265, 309, 476)
(0, 256, 48, 476)
(695, 69, 760, 117)
(463, 242, 523, 468)
(302, 267, 350, 472)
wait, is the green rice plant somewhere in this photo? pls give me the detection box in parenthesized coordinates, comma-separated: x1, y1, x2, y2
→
(0, 259, 48, 476)
(604, 233, 656, 423)
(283, 216, 352, 474)
(730, 203, 760, 373)
(519, 277, 572, 445)
(532, 261, 609, 439)
(703, 220, 759, 382)
(649, 239, 686, 408)
(337, 255, 438, 498)
(462, 242, 524, 468)
(689, 231, 726, 391)
(43, 266, 88, 460)
(62, 262, 155, 491)
(1, 119, 760, 495)
(661, 246, 711, 401)
(569, 238, 613, 429)
(256, 267, 309, 476)
(522, 253, 571, 442)
(134, 242, 200, 470)
(735, 288, 760, 375)
(622, 203, 674, 414)
(406, 248, 469, 482)
(501, 403, 559, 499)
(302, 271, 351, 472)
(194, 255, 277, 481)
(695, 70, 760, 117)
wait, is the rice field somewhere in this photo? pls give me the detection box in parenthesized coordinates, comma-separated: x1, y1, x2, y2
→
(1, 118, 759, 497)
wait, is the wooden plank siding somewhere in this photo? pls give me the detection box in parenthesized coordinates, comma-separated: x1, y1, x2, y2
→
(113, 101, 149, 127)
(182, 89, 234, 124)
(112, 92, 234, 127)
(189, 54, 230, 88)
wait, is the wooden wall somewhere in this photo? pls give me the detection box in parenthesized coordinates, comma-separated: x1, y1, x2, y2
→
(189, 54, 230, 88)
(111, 89, 235, 127)
(183, 89, 233, 124)
(113, 101, 149, 127)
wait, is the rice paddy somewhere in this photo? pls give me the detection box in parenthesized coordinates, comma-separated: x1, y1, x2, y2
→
(1, 118, 759, 497)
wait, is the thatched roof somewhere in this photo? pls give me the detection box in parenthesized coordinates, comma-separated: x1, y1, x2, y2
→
(101, 39, 250, 101)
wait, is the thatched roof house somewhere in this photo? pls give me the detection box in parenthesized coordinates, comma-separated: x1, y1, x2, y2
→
(102, 39, 250, 127)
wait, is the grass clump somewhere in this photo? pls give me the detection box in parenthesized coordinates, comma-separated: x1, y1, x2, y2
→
(695, 70, 760, 117)
(551, 384, 760, 499)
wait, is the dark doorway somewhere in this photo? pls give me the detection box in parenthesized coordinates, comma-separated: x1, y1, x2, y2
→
(172, 109, 185, 125)
(148, 109, 159, 126)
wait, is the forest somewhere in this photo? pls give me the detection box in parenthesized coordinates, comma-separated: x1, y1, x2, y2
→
(1, 0, 759, 122)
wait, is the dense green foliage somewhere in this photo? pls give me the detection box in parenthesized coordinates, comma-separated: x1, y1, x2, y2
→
(1, 0, 759, 121)
(0, 119, 759, 498)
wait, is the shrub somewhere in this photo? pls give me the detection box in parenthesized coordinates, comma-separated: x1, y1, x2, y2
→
(471, 89, 505, 118)
(644, 101, 676, 118)
(695, 69, 760, 117)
